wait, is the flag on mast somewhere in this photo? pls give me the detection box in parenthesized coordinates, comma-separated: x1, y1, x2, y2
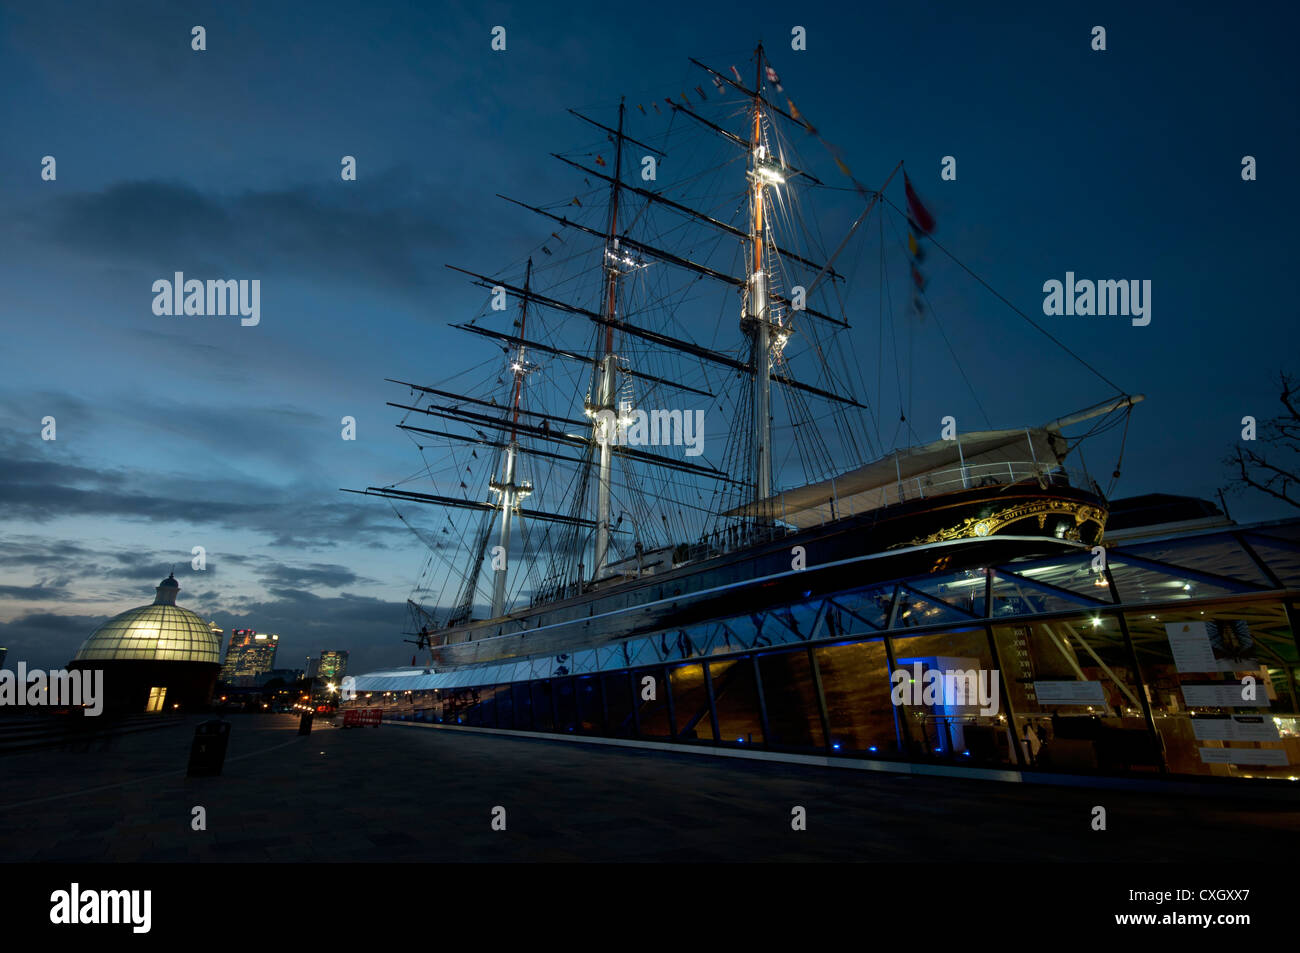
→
(904, 172, 936, 234)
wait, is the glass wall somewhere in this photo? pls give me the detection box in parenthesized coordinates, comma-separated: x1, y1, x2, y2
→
(343, 523, 1300, 784)
(634, 667, 672, 738)
(602, 672, 635, 737)
(814, 641, 893, 755)
(668, 664, 715, 742)
(1124, 600, 1298, 779)
(992, 617, 1148, 773)
(889, 626, 1013, 765)
(708, 659, 762, 746)
(758, 650, 825, 750)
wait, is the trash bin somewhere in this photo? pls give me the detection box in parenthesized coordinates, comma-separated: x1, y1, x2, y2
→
(298, 711, 314, 735)
(187, 719, 231, 776)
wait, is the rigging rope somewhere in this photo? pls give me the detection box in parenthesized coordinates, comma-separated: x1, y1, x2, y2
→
(874, 192, 1130, 398)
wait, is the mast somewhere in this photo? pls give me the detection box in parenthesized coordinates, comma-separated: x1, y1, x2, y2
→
(489, 258, 534, 616)
(592, 98, 626, 581)
(745, 45, 775, 505)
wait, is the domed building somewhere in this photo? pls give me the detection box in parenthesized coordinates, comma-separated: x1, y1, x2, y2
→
(69, 573, 222, 713)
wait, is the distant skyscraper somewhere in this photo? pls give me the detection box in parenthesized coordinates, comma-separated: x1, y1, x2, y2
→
(316, 650, 348, 682)
(220, 629, 280, 681)
(0, 647, 7, 669)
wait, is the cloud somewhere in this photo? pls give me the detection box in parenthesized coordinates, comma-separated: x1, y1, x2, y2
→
(259, 562, 365, 589)
(0, 536, 99, 569)
(0, 428, 403, 550)
(0, 582, 73, 601)
(1, 390, 345, 494)
(100, 552, 218, 583)
(27, 171, 467, 295)
(205, 587, 412, 675)
(0, 611, 106, 669)
(0, 584, 413, 675)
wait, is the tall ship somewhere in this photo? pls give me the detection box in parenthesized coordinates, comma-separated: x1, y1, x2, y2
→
(347, 45, 1140, 673)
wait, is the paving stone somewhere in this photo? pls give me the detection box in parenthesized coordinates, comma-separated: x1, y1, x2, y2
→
(2, 712, 1298, 862)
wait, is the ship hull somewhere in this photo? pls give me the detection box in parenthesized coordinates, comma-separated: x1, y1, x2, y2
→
(429, 481, 1106, 668)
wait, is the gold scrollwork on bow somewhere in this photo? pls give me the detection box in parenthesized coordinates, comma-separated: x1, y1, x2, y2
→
(899, 500, 1108, 548)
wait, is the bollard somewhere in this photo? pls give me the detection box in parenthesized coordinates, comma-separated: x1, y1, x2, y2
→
(187, 719, 231, 777)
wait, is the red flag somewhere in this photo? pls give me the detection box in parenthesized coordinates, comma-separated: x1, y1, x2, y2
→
(411, 655, 416, 666)
(910, 263, 926, 291)
(595, 155, 606, 167)
(695, 84, 707, 101)
(904, 173, 936, 234)
(765, 65, 783, 92)
(730, 65, 742, 83)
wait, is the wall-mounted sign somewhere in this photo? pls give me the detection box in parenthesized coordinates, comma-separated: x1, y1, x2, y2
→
(1032, 680, 1107, 705)
(1198, 747, 1288, 766)
(1191, 715, 1280, 742)
(1181, 683, 1271, 708)
(1166, 620, 1256, 673)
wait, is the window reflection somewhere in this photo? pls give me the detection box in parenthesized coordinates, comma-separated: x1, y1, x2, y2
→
(602, 672, 635, 737)
(709, 659, 763, 746)
(815, 641, 895, 755)
(758, 651, 825, 750)
(668, 664, 714, 741)
(633, 667, 672, 737)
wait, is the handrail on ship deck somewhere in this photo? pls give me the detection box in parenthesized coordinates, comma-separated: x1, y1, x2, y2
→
(894, 461, 1101, 505)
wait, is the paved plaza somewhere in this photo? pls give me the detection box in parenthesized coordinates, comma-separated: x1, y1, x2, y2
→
(1, 714, 1296, 862)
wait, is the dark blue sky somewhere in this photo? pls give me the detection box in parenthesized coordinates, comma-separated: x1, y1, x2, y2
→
(1, 0, 1296, 675)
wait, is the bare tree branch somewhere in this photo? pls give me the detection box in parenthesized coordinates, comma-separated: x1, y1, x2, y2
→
(1225, 374, 1300, 511)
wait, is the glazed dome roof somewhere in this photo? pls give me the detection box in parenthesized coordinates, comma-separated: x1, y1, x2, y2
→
(73, 573, 220, 664)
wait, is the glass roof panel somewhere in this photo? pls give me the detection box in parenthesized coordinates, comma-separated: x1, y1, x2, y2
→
(1119, 536, 1271, 587)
